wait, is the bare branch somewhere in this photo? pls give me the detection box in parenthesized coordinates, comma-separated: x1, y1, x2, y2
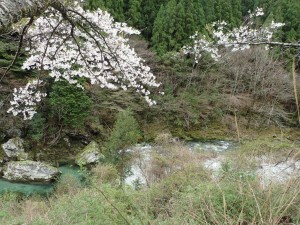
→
(226, 41, 300, 48)
(0, 16, 34, 82)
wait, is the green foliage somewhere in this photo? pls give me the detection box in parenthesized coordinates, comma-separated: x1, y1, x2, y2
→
(86, 0, 125, 21)
(54, 174, 82, 196)
(33, 184, 139, 225)
(86, 0, 298, 57)
(139, 0, 168, 39)
(85, 0, 105, 10)
(126, 0, 142, 28)
(0, 139, 299, 224)
(0, 38, 28, 75)
(28, 113, 46, 141)
(151, 0, 204, 54)
(49, 81, 93, 129)
(106, 108, 141, 163)
(246, 0, 300, 42)
(104, 108, 141, 182)
(151, 5, 168, 55)
(91, 164, 119, 185)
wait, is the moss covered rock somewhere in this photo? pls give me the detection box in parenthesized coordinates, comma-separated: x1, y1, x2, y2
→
(75, 141, 104, 166)
(3, 160, 61, 183)
(1, 137, 25, 159)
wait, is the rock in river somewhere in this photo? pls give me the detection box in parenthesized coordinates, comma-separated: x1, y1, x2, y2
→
(3, 161, 61, 183)
(1, 137, 25, 159)
(76, 141, 104, 166)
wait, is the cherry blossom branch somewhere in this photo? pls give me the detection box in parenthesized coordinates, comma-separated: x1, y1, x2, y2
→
(66, 9, 131, 83)
(183, 8, 299, 64)
(7, 1, 160, 120)
(223, 41, 300, 48)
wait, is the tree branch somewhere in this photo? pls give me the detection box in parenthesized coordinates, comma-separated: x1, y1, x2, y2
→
(226, 41, 300, 48)
(0, 16, 34, 82)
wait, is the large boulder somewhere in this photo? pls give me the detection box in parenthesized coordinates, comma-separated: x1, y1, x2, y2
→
(1, 137, 25, 159)
(3, 161, 61, 183)
(76, 141, 104, 166)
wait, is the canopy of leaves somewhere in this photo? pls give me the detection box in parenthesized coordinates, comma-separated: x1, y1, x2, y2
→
(49, 81, 93, 129)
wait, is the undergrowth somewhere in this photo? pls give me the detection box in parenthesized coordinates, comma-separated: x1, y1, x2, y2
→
(0, 136, 299, 225)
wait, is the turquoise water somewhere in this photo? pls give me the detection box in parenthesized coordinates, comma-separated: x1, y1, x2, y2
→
(0, 164, 82, 196)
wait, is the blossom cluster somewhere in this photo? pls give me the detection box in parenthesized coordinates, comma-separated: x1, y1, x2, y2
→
(183, 8, 285, 64)
(183, 32, 220, 64)
(7, 80, 46, 120)
(9, 2, 160, 119)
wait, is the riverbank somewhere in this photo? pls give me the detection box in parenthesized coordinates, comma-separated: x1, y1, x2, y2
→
(0, 131, 299, 224)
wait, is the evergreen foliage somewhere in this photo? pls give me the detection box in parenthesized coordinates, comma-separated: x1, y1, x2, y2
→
(49, 81, 93, 129)
(126, 0, 142, 28)
(0, 38, 28, 75)
(105, 108, 141, 180)
(28, 113, 46, 141)
(106, 109, 141, 163)
(85, 0, 298, 55)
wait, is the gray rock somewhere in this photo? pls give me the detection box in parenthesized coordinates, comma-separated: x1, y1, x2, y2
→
(76, 141, 104, 166)
(3, 161, 61, 183)
(1, 137, 25, 158)
(6, 128, 22, 138)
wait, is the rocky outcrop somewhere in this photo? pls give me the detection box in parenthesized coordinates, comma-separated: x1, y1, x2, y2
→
(3, 161, 61, 183)
(76, 141, 104, 166)
(1, 137, 25, 159)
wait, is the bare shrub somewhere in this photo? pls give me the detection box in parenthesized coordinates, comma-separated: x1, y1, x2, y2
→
(221, 47, 294, 126)
(21, 198, 48, 224)
(54, 174, 81, 196)
(91, 164, 119, 186)
(140, 133, 205, 185)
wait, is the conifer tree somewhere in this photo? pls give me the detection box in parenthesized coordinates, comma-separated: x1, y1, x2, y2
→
(104, 0, 125, 21)
(140, 0, 167, 40)
(214, 0, 223, 21)
(201, 0, 215, 23)
(221, 0, 234, 25)
(126, 0, 142, 28)
(193, 0, 206, 29)
(182, 1, 197, 39)
(231, 0, 242, 26)
(164, 0, 177, 42)
(86, 0, 105, 10)
(151, 5, 168, 55)
(173, 0, 186, 49)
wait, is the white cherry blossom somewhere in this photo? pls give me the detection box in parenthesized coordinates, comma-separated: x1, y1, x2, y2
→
(7, 80, 46, 120)
(9, 2, 160, 119)
(183, 8, 286, 64)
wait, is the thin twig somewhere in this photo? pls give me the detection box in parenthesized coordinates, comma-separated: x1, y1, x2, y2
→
(274, 150, 294, 166)
(292, 58, 300, 124)
(234, 111, 241, 143)
(93, 185, 131, 225)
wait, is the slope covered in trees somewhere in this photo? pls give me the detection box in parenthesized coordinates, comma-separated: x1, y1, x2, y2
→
(87, 0, 299, 54)
(0, 0, 298, 144)
(0, 2, 299, 224)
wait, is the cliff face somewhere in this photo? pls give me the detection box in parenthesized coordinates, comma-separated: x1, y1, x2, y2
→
(0, 0, 47, 31)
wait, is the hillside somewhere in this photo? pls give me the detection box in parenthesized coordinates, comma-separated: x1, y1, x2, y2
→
(0, 0, 299, 224)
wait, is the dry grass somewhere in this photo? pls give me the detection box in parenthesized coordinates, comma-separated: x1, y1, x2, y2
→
(54, 174, 82, 196)
(132, 133, 208, 186)
(90, 164, 119, 185)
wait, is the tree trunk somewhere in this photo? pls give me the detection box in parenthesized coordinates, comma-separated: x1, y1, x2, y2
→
(0, 0, 49, 31)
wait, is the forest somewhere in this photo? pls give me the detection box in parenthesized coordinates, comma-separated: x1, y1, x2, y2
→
(0, 0, 299, 224)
